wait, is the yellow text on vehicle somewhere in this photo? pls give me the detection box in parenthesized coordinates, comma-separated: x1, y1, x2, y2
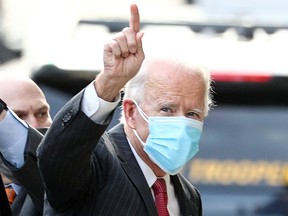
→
(189, 159, 288, 186)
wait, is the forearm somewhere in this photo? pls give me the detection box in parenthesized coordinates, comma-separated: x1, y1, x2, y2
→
(37, 82, 119, 209)
(37, 110, 109, 210)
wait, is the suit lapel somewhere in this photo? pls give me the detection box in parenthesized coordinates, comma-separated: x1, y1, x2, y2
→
(171, 174, 199, 216)
(108, 124, 157, 216)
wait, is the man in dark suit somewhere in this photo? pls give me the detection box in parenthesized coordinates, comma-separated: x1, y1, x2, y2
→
(0, 76, 52, 215)
(37, 4, 213, 215)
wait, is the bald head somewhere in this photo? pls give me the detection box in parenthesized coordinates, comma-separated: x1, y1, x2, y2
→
(0, 75, 52, 128)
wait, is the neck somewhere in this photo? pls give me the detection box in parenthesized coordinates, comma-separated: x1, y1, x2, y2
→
(124, 125, 167, 177)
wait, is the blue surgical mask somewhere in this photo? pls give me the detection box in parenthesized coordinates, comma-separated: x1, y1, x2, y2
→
(132, 100, 203, 175)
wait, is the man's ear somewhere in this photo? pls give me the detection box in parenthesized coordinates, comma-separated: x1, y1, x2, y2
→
(122, 99, 136, 129)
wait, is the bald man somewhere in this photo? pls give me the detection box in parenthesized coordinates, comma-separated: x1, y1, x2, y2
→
(0, 75, 52, 128)
(0, 74, 52, 215)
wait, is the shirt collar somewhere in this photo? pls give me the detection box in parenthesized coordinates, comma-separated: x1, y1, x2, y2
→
(127, 136, 170, 187)
(7, 183, 22, 195)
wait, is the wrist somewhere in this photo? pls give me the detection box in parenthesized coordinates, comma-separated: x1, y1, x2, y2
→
(94, 74, 122, 102)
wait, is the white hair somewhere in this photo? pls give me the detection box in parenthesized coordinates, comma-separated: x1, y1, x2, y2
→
(120, 57, 214, 123)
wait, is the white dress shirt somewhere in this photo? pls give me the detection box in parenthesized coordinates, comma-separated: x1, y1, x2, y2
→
(127, 138, 180, 216)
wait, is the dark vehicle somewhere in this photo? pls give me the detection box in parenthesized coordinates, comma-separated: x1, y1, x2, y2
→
(183, 72, 288, 215)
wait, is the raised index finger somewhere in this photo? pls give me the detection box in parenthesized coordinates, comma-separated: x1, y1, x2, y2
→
(129, 4, 140, 33)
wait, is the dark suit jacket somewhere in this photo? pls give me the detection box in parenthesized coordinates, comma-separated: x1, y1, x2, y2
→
(37, 91, 202, 216)
(0, 127, 46, 216)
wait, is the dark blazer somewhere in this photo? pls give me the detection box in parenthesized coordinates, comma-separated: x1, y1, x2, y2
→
(0, 127, 46, 216)
(37, 91, 202, 216)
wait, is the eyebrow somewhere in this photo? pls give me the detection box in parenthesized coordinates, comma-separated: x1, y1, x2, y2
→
(192, 108, 204, 114)
(12, 109, 27, 114)
(12, 104, 50, 114)
(38, 105, 50, 111)
(155, 101, 204, 114)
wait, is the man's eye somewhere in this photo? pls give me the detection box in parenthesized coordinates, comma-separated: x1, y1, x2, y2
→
(187, 112, 200, 119)
(161, 107, 172, 113)
(37, 112, 48, 118)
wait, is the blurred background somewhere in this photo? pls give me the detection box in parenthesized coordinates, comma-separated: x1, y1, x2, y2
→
(2, 0, 288, 77)
(1, 0, 288, 215)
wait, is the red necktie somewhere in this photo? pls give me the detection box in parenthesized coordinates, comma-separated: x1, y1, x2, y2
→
(152, 179, 169, 216)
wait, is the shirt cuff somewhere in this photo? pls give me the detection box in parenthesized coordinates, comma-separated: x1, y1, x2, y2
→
(81, 81, 121, 124)
(0, 109, 28, 168)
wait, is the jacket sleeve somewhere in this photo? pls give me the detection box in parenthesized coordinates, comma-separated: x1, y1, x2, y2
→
(37, 90, 114, 212)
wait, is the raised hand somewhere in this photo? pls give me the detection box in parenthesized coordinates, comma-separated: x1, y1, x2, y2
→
(95, 4, 145, 102)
